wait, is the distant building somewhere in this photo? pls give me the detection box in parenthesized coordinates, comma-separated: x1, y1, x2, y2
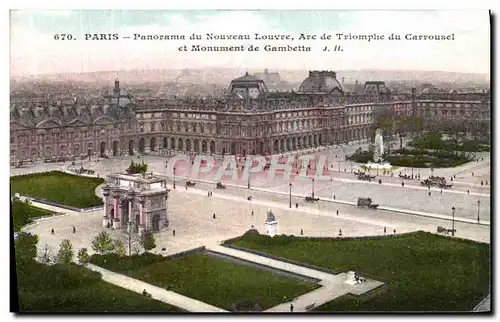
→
(254, 68, 281, 84)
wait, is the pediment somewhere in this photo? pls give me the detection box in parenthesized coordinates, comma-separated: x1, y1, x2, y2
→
(68, 119, 88, 127)
(36, 118, 61, 129)
(93, 116, 114, 125)
(10, 120, 29, 131)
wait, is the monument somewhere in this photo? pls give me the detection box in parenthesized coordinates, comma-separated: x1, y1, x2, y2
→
(365, 128, 392, 170)
(101, 172, 170, 235)
(265, 209, 278, 237)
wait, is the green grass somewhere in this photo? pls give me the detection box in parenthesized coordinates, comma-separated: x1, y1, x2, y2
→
(90, 252, 318, 311)
(228, 232, 490, 312)
(12, 200, 55, 232)
(10, 171, 104, 208)
(16, 260, 183, 312)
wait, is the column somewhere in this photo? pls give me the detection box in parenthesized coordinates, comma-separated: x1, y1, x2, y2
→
(138, 200, 145, 235)
(113, 197, 121, 229)
(102, 195, 109, 227)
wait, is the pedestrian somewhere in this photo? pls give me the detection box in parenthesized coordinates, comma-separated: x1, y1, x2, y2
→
(440, 189, 443, 194)
(251, 211, 254, 216)
(333, 194, 336, 200)
(482, 158, 484, 161)
(393, 229, 396, 234)
(428, 191, 431, 196)
(51, 228, 54, 235)
(173, 229, 176, 236)
(73, 225, 76, 234)
(481, 180, 484, 186)
(486, 180, 488, 185)
(384, 227, 386, 234)
(472, 172, 475, 177)
(401, 182, 404, 187)
(339, 229, 342, 236)
(300, 229, 303, 235)
(296, 203, 298, 208)
(208, 192, 210, 197)
(290, 303, 294, 312)
(213, 213, 216, 219)
(467, 189, 470, 195)
(336, 210, 339, 216)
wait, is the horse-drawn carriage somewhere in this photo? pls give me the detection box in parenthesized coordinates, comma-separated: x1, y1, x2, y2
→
(399, 173, 413, 180)
(216, 182, 226, 189)
(305, 196, 320, 202)
(186, 181, 196, 187)
(357, 197, 379, 209)
(421, 176, 451, 188)
(357, 173, 375, 181)
(437, 226, 456, 235)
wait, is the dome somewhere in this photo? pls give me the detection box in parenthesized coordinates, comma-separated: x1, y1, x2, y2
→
(299, 71, 342, 94)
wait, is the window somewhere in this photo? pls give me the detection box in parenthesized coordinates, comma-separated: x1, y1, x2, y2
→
(150, 122, 155, 132)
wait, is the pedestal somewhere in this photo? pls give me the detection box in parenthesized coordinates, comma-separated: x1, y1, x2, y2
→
(112, 218, 121, 230)
(138, 225, 145, 236)
(265, 220, 278, 237)
(345, 271, 357, 285)
(102, 216, 109, 228)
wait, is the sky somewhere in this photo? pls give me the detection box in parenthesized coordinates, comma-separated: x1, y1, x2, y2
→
(10, 10, 491, 76)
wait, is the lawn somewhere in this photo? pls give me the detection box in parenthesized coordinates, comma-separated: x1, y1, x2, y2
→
(90, 252, 318, 311)
(10, 171, 104, 208)
(12, 200, 55, 232)
(15, 233, 183, 313)
(227, 231, 490, 312)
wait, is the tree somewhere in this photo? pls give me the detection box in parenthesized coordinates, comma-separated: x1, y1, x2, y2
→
(91, 231, 115, 254)
(141, 231, 156, 252)
(38, 243, 54, 264)
(15, 232, 39, 262)
(77, 248, 90, 265)
(122, 227, 141, 256)
(57, 239, 74, 264)
(114, 240, 126, 257)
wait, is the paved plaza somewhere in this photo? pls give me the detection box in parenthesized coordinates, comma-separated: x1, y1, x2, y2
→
(16, 142, 491, 312)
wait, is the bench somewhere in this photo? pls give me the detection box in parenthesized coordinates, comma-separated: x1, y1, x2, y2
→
(305, 303, 316, 311)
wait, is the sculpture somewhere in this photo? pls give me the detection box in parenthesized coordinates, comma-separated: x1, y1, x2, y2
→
(266, 209, 276, 222)
(373, 128, 384, 163)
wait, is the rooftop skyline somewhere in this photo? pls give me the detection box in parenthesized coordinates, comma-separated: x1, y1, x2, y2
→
(10, 10, 490, 77)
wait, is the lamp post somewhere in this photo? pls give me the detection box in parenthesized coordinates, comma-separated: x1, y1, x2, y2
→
(312, 178, 315, 199)
(411, 157, 414, 178)
(173, 167, 176, 189)
(451, 206, 456, 236)
(477, 200, 481, 223)
(289, 182, 292, 208)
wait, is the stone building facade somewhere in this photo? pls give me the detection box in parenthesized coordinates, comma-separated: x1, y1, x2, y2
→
(9, 71, 490, 163)
(102, 173, 169, 234)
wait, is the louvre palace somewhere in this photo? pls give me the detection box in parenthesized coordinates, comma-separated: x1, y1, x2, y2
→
(10, 70, 490, 163)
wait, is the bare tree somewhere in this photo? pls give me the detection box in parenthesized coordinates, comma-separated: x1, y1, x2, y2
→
(38, 243, 54, 264)
(121, 224, 142, 256)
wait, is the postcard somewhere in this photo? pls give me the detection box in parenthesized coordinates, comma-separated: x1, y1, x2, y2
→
(10, 10, 491, 313)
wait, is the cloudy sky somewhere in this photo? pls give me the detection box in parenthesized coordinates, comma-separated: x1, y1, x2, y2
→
(10, 10, 490, 76)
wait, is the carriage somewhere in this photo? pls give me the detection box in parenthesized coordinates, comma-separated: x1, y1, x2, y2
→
(357, 197, 379, 209)
(216, 182, 226, 189)
(186, 181, 196, 187)
(305, 196, 320, 202)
